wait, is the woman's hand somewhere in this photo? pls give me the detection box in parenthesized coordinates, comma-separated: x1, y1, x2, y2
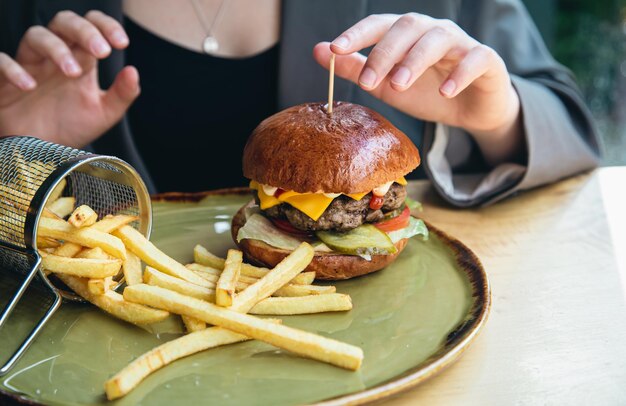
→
(314, 13, 524, 166)
(0, 10, 139, 148)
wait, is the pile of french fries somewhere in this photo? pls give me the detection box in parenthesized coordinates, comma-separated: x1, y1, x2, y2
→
(35, 190, 363, 400)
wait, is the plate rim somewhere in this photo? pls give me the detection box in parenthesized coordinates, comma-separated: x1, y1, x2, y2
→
(0, 188, 491, 406)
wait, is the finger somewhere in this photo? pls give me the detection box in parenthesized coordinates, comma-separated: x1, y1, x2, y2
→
(102, 66, 140, 122)
(440, 45, 501, 98)
(85, 10, 129, 49)
(390, 25, 471, 91)
(49, 10, 111, 58)
(0, 53, 37, 90)
(358, 14, 435, 90)
(314, 42, 364, 81)
(313, 42, 385, 99)
(330, 14, 398, 55)
(17, 26, 82, 76)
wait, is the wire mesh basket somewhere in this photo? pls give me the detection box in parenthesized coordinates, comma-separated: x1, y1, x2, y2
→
(0, 136, 151, 375)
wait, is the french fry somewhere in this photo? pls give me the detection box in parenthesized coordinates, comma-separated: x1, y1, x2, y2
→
(14, 157, 34, 190)
(112, 225, 207, 286)
(215, 249, 242, 307)
(144, 266, 215, 302)
(0, 213, 21, 241)
(0, 184, 31, 206)
(122, 251, 143, 286)
(237, 267, 315, 285)
(53, 242, 82, 258)
(42, 254, 121, 278)
(58, 274, 169, 325)
(188, 262, 317, 291)
(291, 271, 316, 285)
(43, 214, 135, 239)
(47, 197, 75, 218)
(87, 277, 114, 295)
(193, 244, 224, 268)
(185, 263, 219, 283)
(37, 237, 61, 249)
(38, 217, 126, 259)
(41, 208, 61, 219)
(104, 319, 282, 400)
(186, 263, 222, 276)
(68, 205, 98, 228)
(188, 261, 315, 286)
(123, 284, 363, 371)
(76, 247, 116, 295)
(46, 178, 66, 205)
(181, 315, 206, 333)
(273, 284, 336, 297)
(76, 247, 111, 260)
(249, 294, 352, 315)
(194, 244, 315, 285)
(187, 266, 331, 297)
(188, 269, 242, 290)
(92, 215, 139, 233)
(231, 243, 314, 313)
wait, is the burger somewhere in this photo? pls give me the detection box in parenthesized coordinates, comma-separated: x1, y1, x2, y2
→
(231, 101, 428, 280)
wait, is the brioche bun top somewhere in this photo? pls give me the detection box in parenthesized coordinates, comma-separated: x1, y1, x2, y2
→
(242, 102, 420, 194)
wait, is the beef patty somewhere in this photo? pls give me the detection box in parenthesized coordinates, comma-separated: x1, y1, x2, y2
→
(259, 183, 407, 232)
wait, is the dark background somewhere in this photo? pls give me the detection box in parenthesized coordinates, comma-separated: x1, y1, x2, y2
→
(524, 0, 626, 165)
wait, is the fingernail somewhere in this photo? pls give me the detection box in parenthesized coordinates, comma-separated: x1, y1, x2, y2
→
(391, 67, 411, 87)
(111, 31, 129, 46)
(91, 38, 111, 56)
(332, 36, 350, 49)
(359, 67, 377, 88)
(18, 74, 36, 90)
(63, 57, 81, 75)
(440, 79, 456, 97)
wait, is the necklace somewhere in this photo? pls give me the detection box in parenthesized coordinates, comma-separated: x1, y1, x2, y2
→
(189, 0, 229, 54)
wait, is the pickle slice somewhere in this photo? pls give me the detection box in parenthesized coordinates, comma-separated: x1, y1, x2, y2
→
(316, 224, 398, 256)
(382, 204, 406, 220)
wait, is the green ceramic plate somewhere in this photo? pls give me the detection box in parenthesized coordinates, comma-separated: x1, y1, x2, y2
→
(0, 190, 490, 405)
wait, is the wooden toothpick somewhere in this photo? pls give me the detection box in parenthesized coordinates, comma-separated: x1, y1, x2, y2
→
(327, 53, 336, 115)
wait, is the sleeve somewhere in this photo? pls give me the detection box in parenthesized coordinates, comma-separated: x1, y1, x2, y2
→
(422, 0, 600, 207)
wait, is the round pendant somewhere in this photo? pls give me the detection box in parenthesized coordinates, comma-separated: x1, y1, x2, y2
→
(203, 36, 219, 54)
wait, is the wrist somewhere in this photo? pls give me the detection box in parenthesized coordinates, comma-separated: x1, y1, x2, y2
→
(468, 83, 525, 166)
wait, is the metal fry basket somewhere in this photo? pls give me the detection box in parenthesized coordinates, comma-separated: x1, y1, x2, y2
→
(0, 136, 151, 375)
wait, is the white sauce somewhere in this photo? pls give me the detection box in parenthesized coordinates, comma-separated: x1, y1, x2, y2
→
(261, 184, 278, 196)
(372, 181, 394, 197)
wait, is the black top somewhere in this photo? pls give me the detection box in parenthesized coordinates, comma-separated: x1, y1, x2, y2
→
(124, 17, 279, 192)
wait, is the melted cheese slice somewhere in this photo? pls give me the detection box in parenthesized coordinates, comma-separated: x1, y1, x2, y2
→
(249, 176, 407, 221)
(250, 181, 281, 210)
(277, 192, 334, 221)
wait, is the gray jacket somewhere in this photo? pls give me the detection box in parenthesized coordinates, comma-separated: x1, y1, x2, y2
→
(0, 0, 599, 206)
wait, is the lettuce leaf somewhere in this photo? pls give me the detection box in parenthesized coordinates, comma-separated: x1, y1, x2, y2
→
(236, 214, 303, 250)
(387, 217, 428, 243)
(237, 212, 428, 258)
(405, 197, 423, 211)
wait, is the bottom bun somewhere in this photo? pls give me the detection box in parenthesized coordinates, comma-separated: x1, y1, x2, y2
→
(231, 201, 409, 280)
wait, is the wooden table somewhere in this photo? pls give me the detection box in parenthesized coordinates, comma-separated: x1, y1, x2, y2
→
(387, 167, 626, 404)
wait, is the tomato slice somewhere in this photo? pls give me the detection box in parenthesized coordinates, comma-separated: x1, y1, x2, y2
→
(374, 206, 410, 233)
(270, 218, 313, 237)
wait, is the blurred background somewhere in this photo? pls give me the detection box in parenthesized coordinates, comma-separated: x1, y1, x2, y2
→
(524, 0, 626, 165)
